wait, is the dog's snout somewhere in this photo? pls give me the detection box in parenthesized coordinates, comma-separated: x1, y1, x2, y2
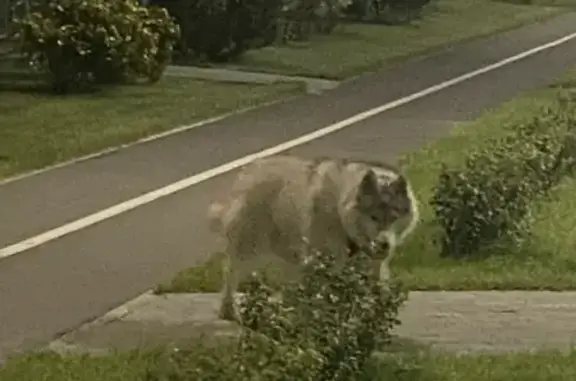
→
(370, 240, 390, 253)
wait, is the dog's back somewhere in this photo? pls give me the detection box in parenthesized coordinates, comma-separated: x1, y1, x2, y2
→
(208, 155, 314, 233)
(209, 156, 323, 262)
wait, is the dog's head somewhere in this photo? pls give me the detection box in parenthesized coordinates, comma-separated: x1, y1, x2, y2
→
(342, 168, 414, 255)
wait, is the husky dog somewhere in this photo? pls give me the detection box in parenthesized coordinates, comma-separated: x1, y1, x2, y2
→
(208, 155, 419, 321)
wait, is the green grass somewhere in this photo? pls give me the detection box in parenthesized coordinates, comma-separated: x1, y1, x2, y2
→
(0, 351, 153, 381)
(506, 0, 576, 7)
(154, 252, 292, 294)
(3, 346, 576, 381)
(0, 72, 302, 180)
(373, 350, 576, 381)
(394, 176, 576, 290)
(155, 252, 226, 294)
(227, 0, 564, 79)
(156, 67, 576, 294)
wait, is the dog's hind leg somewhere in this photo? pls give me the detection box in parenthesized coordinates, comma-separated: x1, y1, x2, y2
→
(220, 253, 240, 321)
(219, 236, 257, 322)
(216, 196, 253, 321)
(219, 217, 262, 322)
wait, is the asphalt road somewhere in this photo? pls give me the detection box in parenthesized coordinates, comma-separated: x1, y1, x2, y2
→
(1, 13, 576, 361)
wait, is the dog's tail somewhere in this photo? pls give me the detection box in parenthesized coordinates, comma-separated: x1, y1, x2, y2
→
(208, 194, 250, 234)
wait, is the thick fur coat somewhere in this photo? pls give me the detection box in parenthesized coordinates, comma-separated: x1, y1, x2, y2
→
(208, 155, 419, 320)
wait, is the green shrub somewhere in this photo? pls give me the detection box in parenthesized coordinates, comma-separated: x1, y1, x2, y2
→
(14, 0, 180, 93)
(431, 97, 576, 258)
(236, 249, 407, 380)
(149, 0, 283, 62)
(278, 0, 352, 42)
(147, 249, 407, 380)
(387, 0, 431, 13)
(495, 0, 533, 4)
(344, 0, 431, 22)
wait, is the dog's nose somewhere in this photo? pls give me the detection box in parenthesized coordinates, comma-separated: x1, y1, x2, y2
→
(379, 241, 390, 251)
(370, 240, 390, 256)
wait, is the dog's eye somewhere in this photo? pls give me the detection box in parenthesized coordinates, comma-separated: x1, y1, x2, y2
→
(370, 214, 380, 222)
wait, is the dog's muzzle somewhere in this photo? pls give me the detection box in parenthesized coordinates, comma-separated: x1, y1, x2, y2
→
(346, 237, 389, 259)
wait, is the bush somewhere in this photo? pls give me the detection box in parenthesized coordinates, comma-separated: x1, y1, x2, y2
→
(150, 0, 356, 60)
(147, 249, 407, 380)
(149, 0, 284, 62)
(344, 0, 432, 22)
(14, 0, 180, 93)
(431, 97, 576, 258)
(279, 0, 352, 42)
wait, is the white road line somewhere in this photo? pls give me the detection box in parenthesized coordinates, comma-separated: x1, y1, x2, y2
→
(2, 31, 576, 260)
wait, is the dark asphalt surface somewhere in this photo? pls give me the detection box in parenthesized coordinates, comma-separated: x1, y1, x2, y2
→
(1, 13, 576, 361)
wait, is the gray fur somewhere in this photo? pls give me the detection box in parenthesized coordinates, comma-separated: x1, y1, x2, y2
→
(208, 154, 419, 321)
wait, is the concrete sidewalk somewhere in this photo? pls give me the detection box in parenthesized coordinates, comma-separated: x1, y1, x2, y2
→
(164, 65, 340, 94)
(48, 291, 576, 355)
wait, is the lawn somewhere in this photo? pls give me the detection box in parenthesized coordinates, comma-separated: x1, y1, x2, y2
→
(3, 345, 576, 381)
(0, 351, 150, 381)
(227, 0, 565, 79)
(374, 350, 576, 381)
(0, 70, 302, 180)
(156, 66, 576, 294)
(529, 0, 576, 7)
(393, 70, 576, 291)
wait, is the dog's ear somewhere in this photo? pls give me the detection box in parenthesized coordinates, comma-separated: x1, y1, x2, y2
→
(359, 169, 379, 193)
(357, 169, 379, 207)
(389, 176, 408, 194)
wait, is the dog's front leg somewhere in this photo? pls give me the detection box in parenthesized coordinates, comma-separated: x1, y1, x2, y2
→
(373, 259, 391, 293)
(376, 234, 396, 291)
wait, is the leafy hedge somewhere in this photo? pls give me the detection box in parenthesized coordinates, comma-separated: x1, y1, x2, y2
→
(147, 249, 407, 381)
(431, 95, 576, 258)
(343, 0, 432, 22)
(9, 0, 435, 91)
(14, 0, 180, 93)
(147, 0, 283, 62)
(147, 0, 354, 61)
(147, 0, 433, 63)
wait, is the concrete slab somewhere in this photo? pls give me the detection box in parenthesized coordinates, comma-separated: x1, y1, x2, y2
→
(48, 291, 576, 356)
(164, 65, 340, 94)
(48, 293, 240, 355)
